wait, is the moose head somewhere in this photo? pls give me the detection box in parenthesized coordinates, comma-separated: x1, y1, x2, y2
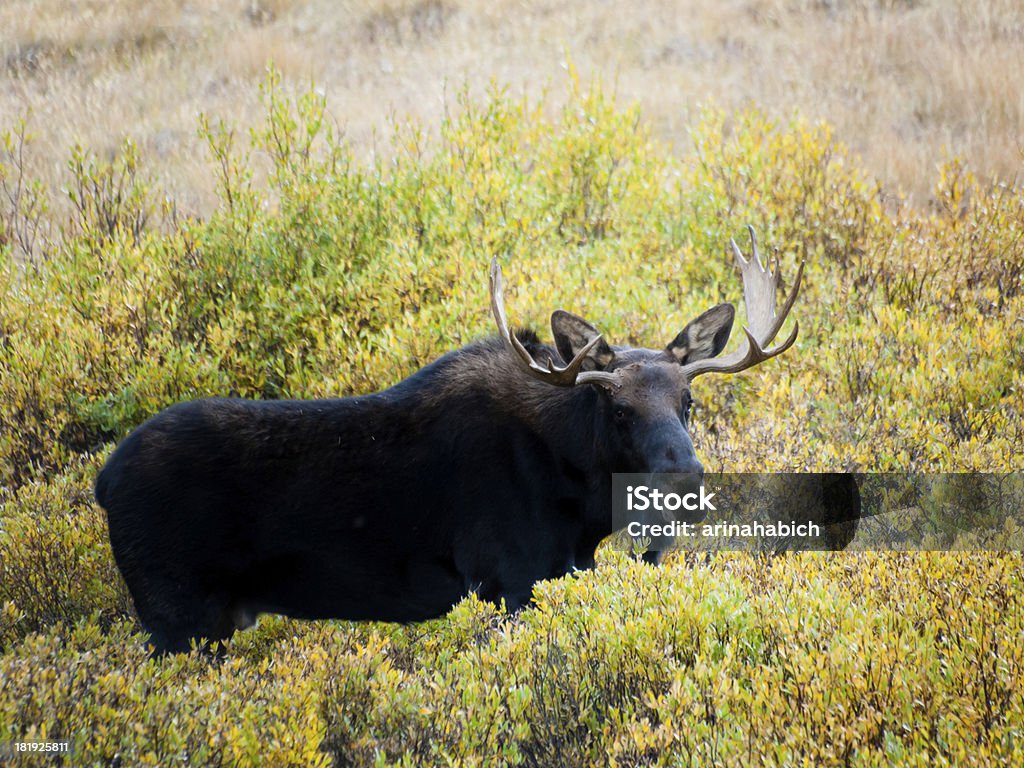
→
(489, 226, 803, 480)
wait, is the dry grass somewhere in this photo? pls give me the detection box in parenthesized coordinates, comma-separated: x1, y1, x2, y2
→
(1, 0, 1022, 224)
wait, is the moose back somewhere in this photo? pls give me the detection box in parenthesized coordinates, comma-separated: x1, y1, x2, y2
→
(96, 228, 802, 653)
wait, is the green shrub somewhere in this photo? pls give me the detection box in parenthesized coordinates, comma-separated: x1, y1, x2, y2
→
(0, 69, 1022, 765)
(0, 455, 131, 649)
(0, 554, 1021, 766)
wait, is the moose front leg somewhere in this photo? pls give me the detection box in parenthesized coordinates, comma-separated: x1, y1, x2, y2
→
(641, 549, 665, 565)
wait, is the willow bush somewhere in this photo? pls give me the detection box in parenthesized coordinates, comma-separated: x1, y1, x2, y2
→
(0, 69, 1022, 765)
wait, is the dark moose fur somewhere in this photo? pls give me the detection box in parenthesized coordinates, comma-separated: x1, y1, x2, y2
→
(96, 281, 857, 654)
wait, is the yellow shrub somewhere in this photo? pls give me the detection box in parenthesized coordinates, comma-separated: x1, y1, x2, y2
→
(0, 72, 1022, 765)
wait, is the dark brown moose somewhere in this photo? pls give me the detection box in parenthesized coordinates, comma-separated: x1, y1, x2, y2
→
(96, 227, 802, 653)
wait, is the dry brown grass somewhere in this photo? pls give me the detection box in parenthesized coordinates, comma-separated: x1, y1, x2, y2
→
(1, 0, 1022, 224)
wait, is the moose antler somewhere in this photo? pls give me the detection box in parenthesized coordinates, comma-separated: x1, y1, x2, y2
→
(489, 258, 621, 388)
(679, 226, 802, 379)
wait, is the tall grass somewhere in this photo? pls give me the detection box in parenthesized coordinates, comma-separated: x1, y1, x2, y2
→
(1, 0, 1022, 242)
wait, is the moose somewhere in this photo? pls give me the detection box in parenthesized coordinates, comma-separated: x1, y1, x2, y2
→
(96, 227, 803, 654)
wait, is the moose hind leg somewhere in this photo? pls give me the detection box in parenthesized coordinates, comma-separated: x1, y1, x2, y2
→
(138, 587, 237, 656)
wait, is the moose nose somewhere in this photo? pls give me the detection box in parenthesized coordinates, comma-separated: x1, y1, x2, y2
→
(679, 458, 704, 485)
(653, 450, 703, 481)
(648, 422, 703, 478)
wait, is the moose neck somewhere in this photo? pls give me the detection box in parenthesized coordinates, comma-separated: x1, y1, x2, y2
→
(484, 368, 623, 496)
(408, 337, 613, 478)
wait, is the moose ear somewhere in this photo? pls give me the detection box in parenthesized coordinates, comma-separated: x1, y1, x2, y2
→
(667, 303, 735, 364)
(551, 310, 615, 370)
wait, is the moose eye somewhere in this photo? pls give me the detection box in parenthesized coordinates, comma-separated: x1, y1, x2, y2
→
(681, 396, 693, 418)
(613, 406, 629, 421)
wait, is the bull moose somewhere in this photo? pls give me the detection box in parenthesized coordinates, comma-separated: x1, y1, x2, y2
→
(96, 227, 802, 653)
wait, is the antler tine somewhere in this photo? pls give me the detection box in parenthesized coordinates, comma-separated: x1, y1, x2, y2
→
(576, 368, 622, 388)
(489, 258, 540, 369)
(489, 258, 619, 388)
(681, 228, 803, 380)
